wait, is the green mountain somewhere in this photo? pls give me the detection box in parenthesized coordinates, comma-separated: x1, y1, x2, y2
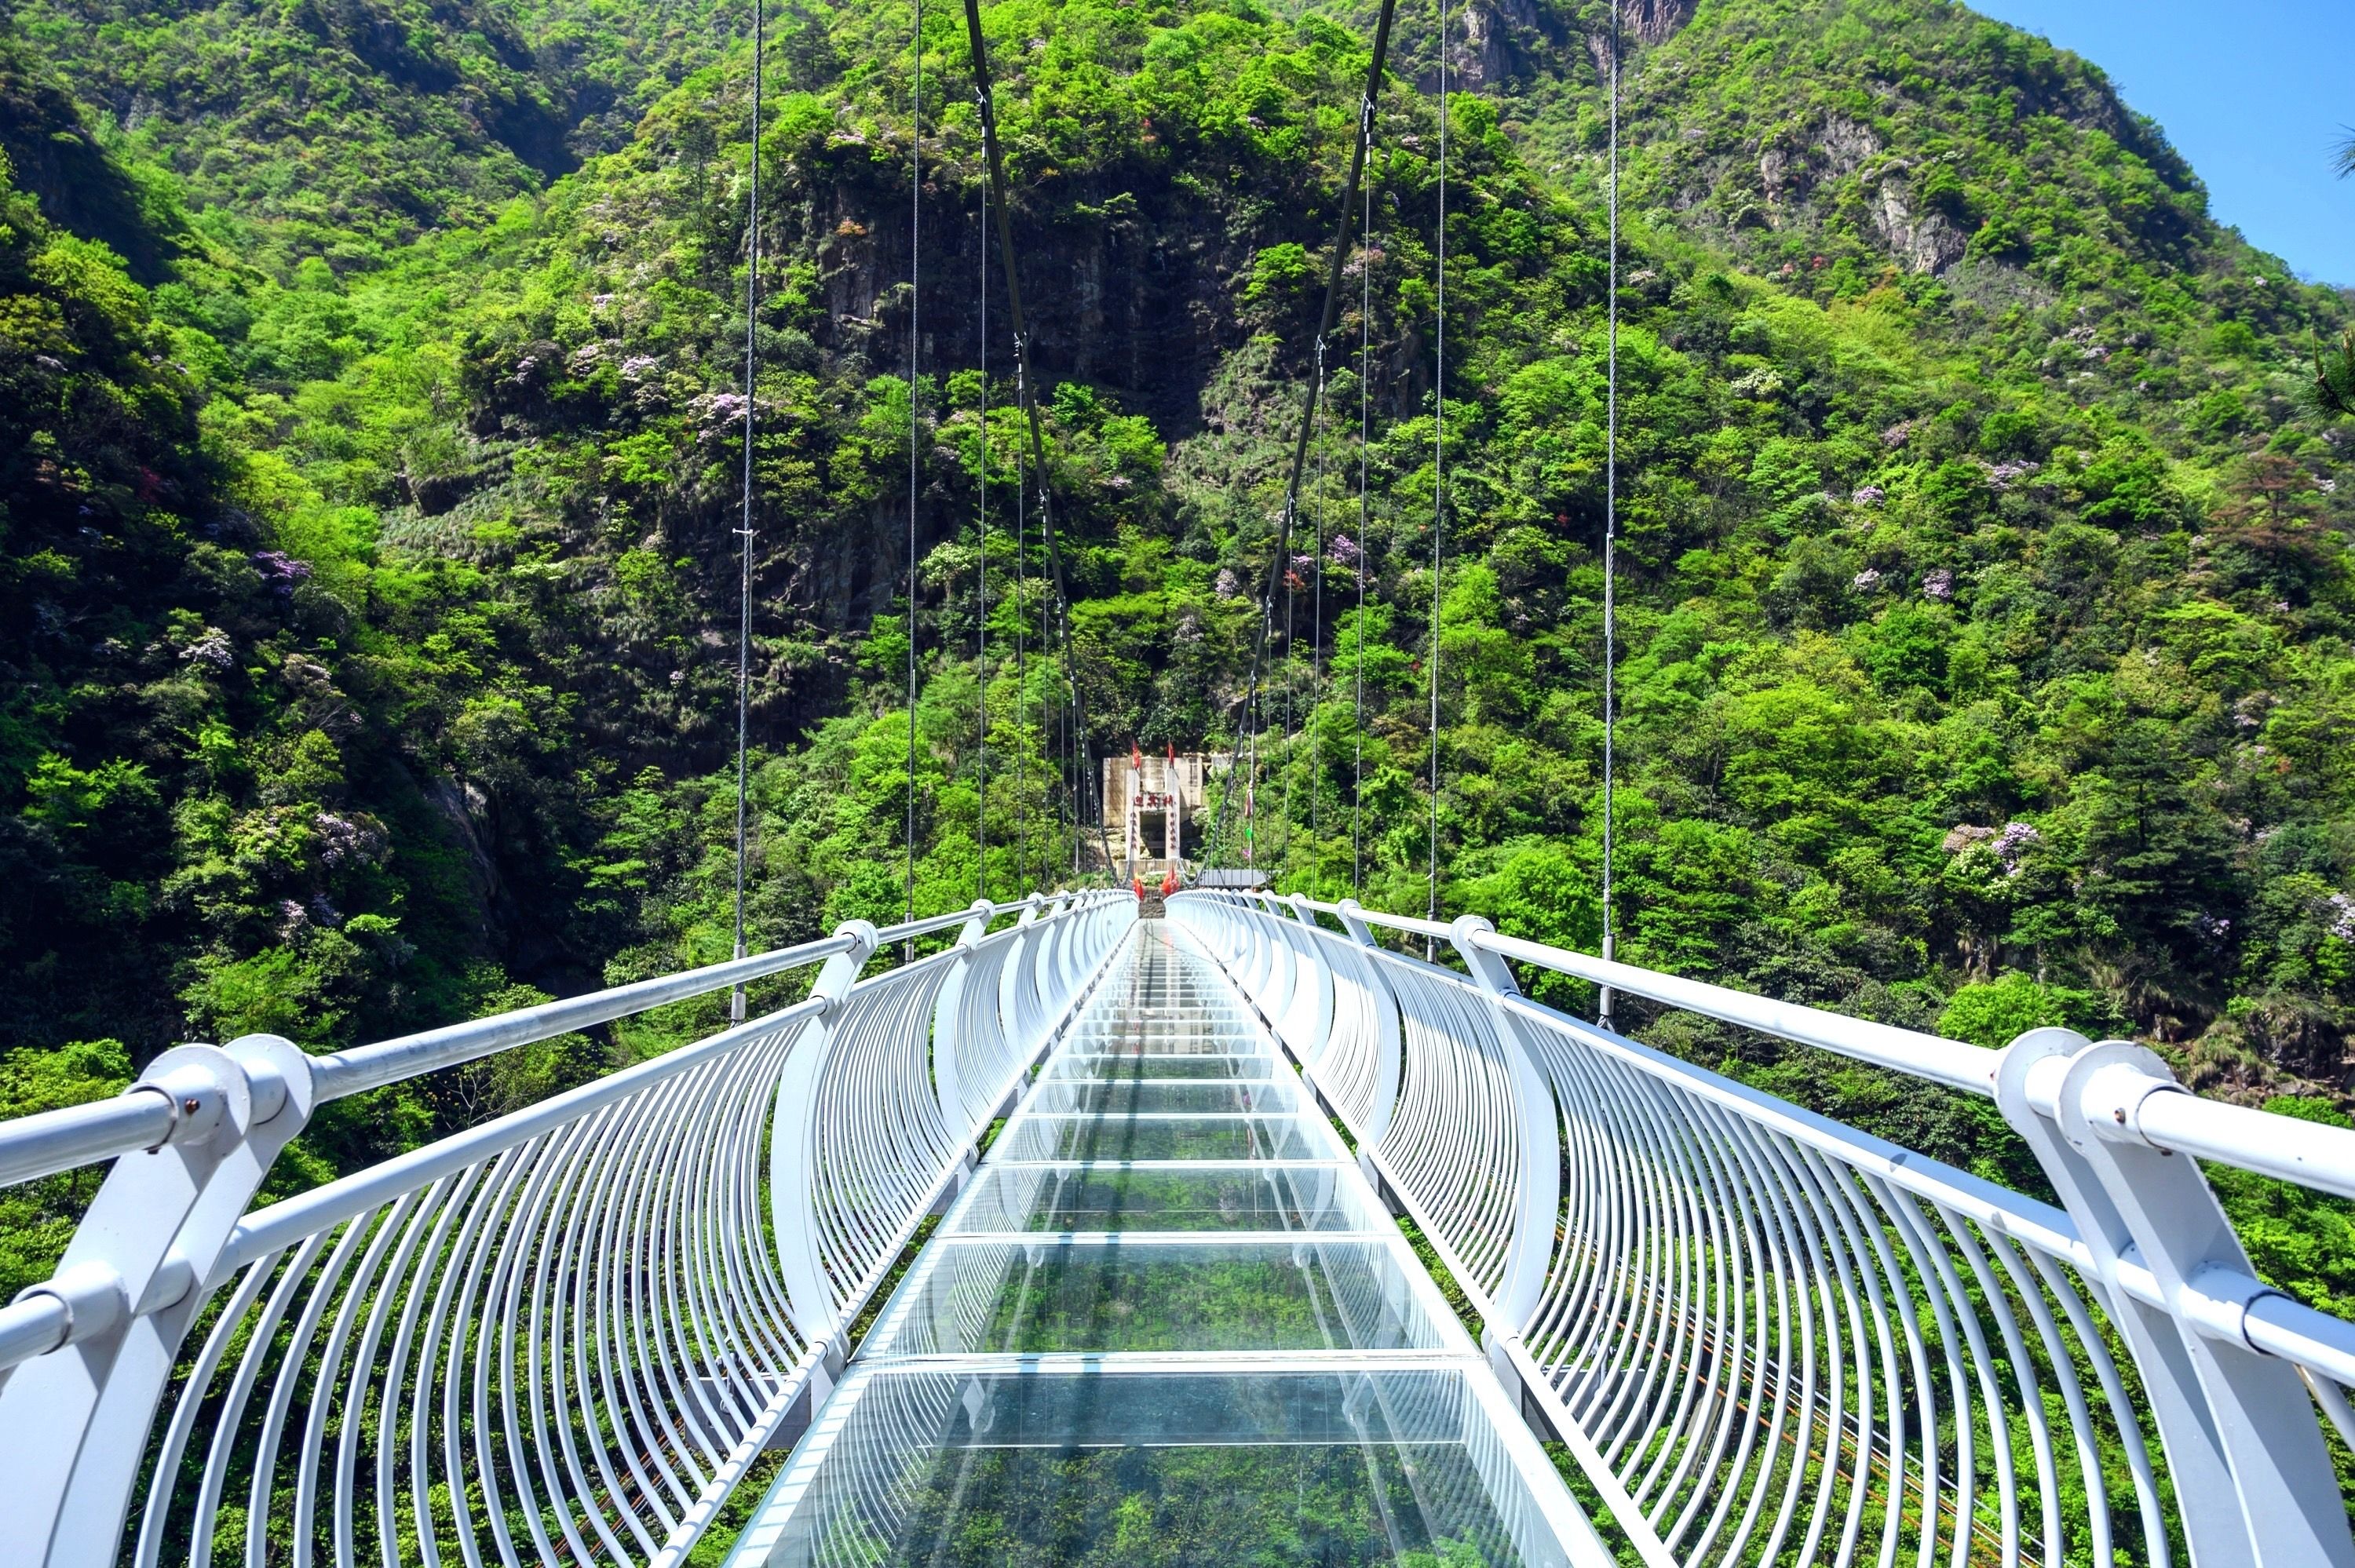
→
(6, 0, 760, 265)
(5, 0, 2355, 1316)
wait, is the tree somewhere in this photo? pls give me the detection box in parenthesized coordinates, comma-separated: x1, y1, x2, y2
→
(2318, 329, 2355, 419)
(2322, 133, 2355, 415)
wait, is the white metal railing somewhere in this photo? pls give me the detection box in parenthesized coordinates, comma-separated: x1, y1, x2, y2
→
(0, 890, 1134, 1568)
(1168, 888, 2355, 1568)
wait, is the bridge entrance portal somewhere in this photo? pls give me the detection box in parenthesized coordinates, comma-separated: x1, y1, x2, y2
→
(1100, 747, 1225, 882)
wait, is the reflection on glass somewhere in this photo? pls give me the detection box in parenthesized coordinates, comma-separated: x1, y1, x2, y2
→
(948, 1164, 1375, 1234)
(1024, 1079, 1301, 1115)
(1047, 1052, 1269, 1081)
(738, 1368, 1568, 1568)
(874, 1239, 1454, 1355)
(991, 1114, 1335, 1163)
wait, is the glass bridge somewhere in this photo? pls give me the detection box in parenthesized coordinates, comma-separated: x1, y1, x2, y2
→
(9, 888, 2355, 1568)
(723, 921, 1593, 1567)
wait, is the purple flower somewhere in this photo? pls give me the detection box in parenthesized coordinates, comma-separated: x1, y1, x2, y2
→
(2331, 892, 2355, 943)
(1215, 567, 1241, 600)
(1851, 485, 1885, 506)
(1851, 569, 1882, 593)
(1291, 552, 1317, 574)
(1922, 568, 1954, 600)
(312, 812, 385, 869)
(252, 551, 312, 593)
(1329, 534, 1362, 566)
(182, 629, 234, 669)
(1948, 821, 2039, 876)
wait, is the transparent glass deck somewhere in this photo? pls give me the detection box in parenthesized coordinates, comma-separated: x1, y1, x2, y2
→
(724, 921, 1598, 1568)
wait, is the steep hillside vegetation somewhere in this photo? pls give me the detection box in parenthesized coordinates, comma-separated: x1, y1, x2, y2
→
(9, 0, 761, 267)
(5, 0, 2355, 1322)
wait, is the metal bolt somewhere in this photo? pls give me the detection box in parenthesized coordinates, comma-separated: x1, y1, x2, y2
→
(183, 1097, 201, 1114)
(2113, 1108, 2127, 1123)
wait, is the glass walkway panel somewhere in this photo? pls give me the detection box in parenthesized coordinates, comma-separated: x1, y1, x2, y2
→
(724, 921, 1597, 1566)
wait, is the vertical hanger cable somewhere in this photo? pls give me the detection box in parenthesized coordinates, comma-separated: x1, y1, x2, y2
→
(732, 0, 765, 1023)
(904, 0, 923, 940)
(975, 197, 988, 901)
(1281, 453, 1296, 872)
(1197, 0, 1397, 875)
(1354, 156, 1371, 899)
(961, 0, 1119, 887)
(1426, 0, 1446, 950)
(1014, 390, 1028, 894)
(1600, 0, 1621, 1026)
(1311, 352, 1325, 893)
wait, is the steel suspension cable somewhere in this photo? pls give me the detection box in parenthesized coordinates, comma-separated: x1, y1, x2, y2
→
(1281, 459, 1295, 871)
(904, 0, 922, 939)
(959, 0, 1119, 883)
(1201, 0, 1397, 876)
(1354, 158, 1371, 897)
(975, 203, 988, 901)
(1015, 422, 1028, 892)
(1600, 0, 1620, 1027)
(1310, 358, 1325, 892)
(1426, 0, 1447, 948)
(732, 0, 765, 1023)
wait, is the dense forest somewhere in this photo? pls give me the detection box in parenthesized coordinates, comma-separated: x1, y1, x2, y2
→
(5, 0, 2355, 1327)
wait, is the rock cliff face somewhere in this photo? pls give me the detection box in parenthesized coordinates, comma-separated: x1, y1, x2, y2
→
(1452, 0, 2214, 294)
(796, 164, 1250, 442)
(1622, 0, 1698, 44)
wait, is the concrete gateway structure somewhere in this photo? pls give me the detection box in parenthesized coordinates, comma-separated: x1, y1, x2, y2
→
(1100, 748, 1223, 881)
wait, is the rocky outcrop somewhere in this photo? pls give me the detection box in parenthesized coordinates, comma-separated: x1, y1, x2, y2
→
(1868, 176, 1968, 274)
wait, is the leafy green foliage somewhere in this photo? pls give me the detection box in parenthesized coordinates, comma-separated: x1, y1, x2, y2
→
(2320, 329, 2355, 419)
(5, 0, 2355, 1361)
(884, 1441, 1505, 1566)
(0, 1038, 128, 1298)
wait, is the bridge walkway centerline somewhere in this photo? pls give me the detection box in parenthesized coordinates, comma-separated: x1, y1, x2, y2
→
(721, 918, 1604, 1566)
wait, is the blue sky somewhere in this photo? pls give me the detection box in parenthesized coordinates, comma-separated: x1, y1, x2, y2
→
(1969, 0, 2353, 286)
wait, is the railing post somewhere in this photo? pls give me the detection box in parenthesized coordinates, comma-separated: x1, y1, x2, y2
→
(0, 1033, 316, 1568)
(999, 893, 1046, 1052)
(769, 921, 881, 1340)
(1278, 895, 1334, 1068)
(1448, 917, 1561, 1340)
(1996, 1028, 2355, 1568)
(928, 900, 998, 1142)
(1334, 897, 1378, 947)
